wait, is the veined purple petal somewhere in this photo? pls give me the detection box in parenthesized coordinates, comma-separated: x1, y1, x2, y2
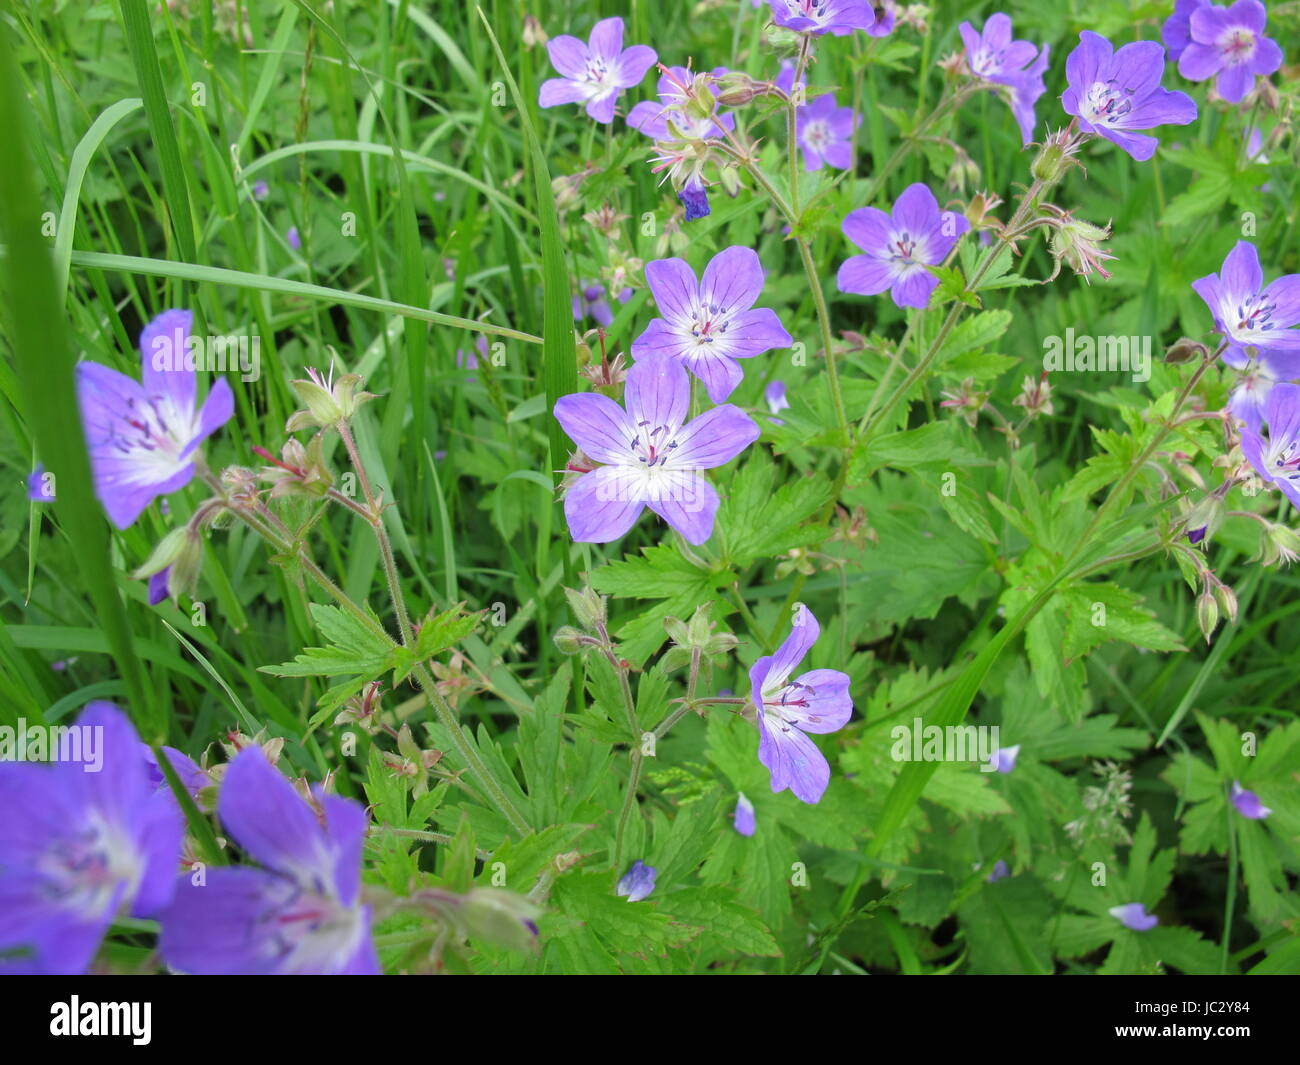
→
(563, 465, 647, 542)
(670, 403, 760, 469)
(554, 393, 635, 464)
(644, 469, 720, 544)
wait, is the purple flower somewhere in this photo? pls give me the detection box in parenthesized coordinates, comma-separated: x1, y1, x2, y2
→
(616, 859, 657, 901)
(1178, 0, 1283, 104)
(1108, 902, 1158, 931)
(573, 283, 615, 327)
(287, 225, 301, 250)
(796, 92, 860, 171)
(773, 59, 803, 97)
(1163, 0, 1210, 61)
(1240, 382, 1300, 508)
(251, 179, 269, 201)
(553, 353, 759, 544)
(76, 309, 234, 529)
(627, 67, 733, 224)
(142, 744, 209, 801)
(733, 793, 757, 837)
(1228, 361, 1280, 430)
(986, 859, 1010, 883)
(765, 380, 790, 423)
(28, 464, 54, 502)
(627, 66, 734, 141)
(837, 183, 970, 309)
(632, 246, 792, 402)
(538, 17, 657, 125)
(1062, 31, 1198, 161)
(158, 748, 378, 975)
(767, 0, 875, 36)
(147, 568, 171, 606)
(750, 604, 854, 804)
(866, 1, 897, 37)
(1230, 780, 1272, 819)
(989, 743, 1020, 774)
(456, 335, 488, 375)
(679, 181, 711, 222)
(0, 702, 183, 974)
(1191, 241, 1300, 373)
(959, 14, 1050, 145)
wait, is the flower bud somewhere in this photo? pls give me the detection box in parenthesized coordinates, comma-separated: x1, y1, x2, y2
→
(1261, 522, 1300, 566)
(1214, 581, 1238, 625)
(521, 15, 547, 48)
(1165, 337, 1209, 364)
(459, 888, 544, 953)
(1196, 591, 1219, 644)
(1181, 493, 1225, 546)
(714, 71, 759, 107)
(552, 625, 586, 655)
(563, 585, 607, 632)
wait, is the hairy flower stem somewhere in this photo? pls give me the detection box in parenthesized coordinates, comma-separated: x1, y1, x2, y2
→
(334, 421, 532, 836)
(715, 143, 850, 450)
(860, 85, 972, 205)
(606, 619, 643, 871)
(337, 420, 415, 647)
(201, 470, 533, 836)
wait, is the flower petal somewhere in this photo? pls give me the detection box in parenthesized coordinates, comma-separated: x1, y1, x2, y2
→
(554, 392, 634, 464)
(563, 465, 646, 542)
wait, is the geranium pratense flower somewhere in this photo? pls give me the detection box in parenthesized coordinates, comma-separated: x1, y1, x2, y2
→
(1163, 0, 1210, 61)
(553, 353, 758, 544)
(959, 13, 1050, 145)
(796, 92, 860, 171)
(767, 0, 876, 36)
(0, 702, 182, 974)
(750, 604, 853, 804)
(1230, 780, 1272, 819)
(573, 282, 615, 327)
(1178, 0, 1283, 104)
(1239, 382, 1300, 509)
(76, 309, 234, 529)
(616, 860, 657, 901)
(538, 17, 657, 124)
(159, 748, 378, 974)
(1109, 902, 1158, 931)
(837, 183, 970, 309)
(628, 66, 734, 222)
(632, 246, 792, 402)
(1191, 240, 1300, 373)
(1062, 31, 1197, 161)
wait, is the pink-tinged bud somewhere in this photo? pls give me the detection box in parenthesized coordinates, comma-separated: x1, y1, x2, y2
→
(1012, 373, 1053, 419)
(521, 15, 547, 48)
